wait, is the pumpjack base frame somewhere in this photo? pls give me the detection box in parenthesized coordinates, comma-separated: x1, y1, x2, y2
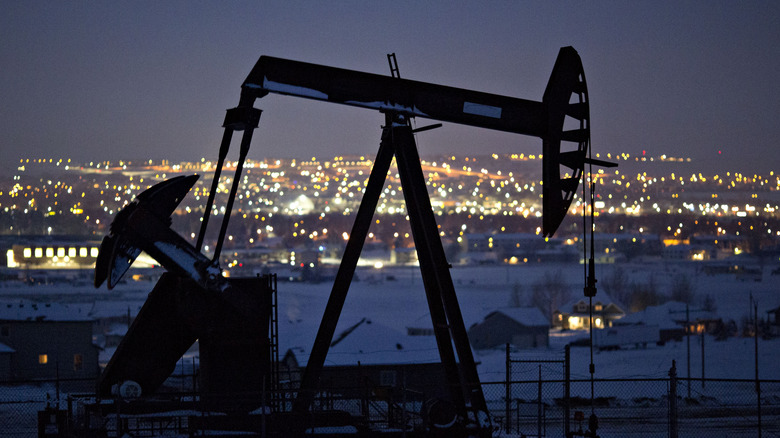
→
(292, 112, 490, 435)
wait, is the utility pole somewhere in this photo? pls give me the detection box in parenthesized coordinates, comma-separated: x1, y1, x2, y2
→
(754, 300, 761, 437)
(701, 331, 705, 389)
(686, 305, 691, 398)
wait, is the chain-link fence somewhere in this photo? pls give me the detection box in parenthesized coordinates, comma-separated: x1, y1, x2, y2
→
(482, 376, 780, 437)
(0, 379, 91, 437)
(2, 375, 778, 437)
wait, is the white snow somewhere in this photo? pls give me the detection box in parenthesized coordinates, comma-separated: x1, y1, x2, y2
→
(256, 77, 329, 100)
(0, 260, 776, 384)
(344, 100, 429, 117)
(274, 262, 779, 382)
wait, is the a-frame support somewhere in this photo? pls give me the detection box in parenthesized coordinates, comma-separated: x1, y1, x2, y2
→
(293, 112, 488, 426)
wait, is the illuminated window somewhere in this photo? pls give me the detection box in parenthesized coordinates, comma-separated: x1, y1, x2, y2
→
(34, 248, 43, 258)
(594, 304, 603, 312)
(73, 354, 83, 371)
(38, 354, 48, 365)
(7, 250, 18, 268)
(23, 248, 32, 258)
(57, 247, 65, 258)
(68, 248, 76, 257)
(79, 247, 87, 257)
(45, 247, 54, 258)
(90, 247, 99, 257)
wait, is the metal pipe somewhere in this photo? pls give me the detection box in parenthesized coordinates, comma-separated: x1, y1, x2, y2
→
(212, 126, 254, 263)
(196, 127, 233, 251)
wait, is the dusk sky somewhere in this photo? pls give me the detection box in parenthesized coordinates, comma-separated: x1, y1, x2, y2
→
(1, 1, 778, 173)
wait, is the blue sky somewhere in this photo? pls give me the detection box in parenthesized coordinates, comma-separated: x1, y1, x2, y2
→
(1, 1, 778, 172)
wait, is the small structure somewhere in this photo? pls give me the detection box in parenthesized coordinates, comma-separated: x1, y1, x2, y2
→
(593, 324, 660, 350)
(462, 233, 575, 264)
(617, 301, 723, 343)
(0, 300, 99, 382)
(468, 307, 550, 349)
(281, 318, 450, 401)
(553, 295, 625, 330)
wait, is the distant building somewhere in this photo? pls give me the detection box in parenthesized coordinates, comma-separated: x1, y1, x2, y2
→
(280, 318, 451, 403)
(617, 301, 722, 343)
(553, 296, 625, 330)
(462, 233, 574, 264)
(468, 307, 550, 349)
(6, 241, 101, 270)
(663, 244, 712, 261)
(0, 300, 100, 382)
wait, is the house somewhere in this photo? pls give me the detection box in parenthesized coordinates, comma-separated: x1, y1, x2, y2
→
(552, 295, 625, 330)
(0, 300, 100, 382)
(467, 307, 550, 349)
(617, 301, 723, 343)
(280, 317, 451, 402)
(462, 233, 572, 264)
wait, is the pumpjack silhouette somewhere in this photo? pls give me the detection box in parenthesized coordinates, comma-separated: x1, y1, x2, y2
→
(93, 47, 614, 436)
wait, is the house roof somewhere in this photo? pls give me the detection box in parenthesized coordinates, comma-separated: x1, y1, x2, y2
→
(88, 300, 144, 319)
(291, 317, 442, 367)
(619, 301, 718, 329)
(0, 342, 15, 354)
(484, 307, 549, 327)
(0, 300, 94, 322)
(557, 292, 624, 316)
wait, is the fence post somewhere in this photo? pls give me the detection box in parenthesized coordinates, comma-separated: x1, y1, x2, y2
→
(537, 365, 542, 438)
(505, 343, 511, 433)
(564, 343, 571, 436)
(754, 302, 762, 438)
(668, 360, 678, 438)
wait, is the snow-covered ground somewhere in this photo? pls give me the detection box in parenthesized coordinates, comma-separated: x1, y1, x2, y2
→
(0, 260, 777, 382)
(274, 261, 778, 382)
(0, 260, 777, 436)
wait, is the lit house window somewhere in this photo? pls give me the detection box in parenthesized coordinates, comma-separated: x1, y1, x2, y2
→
(38, 354, 48, 365)
(68, 248, 77, 258)
(57, 247, 65, 257)
(90, 247, 99, 257)
(594, 304, 603, 312)
(34, 248, 43, 258)
(46, 247, 54, 257)
(79, 247, 88, 257)
(23, 248, 32, 258)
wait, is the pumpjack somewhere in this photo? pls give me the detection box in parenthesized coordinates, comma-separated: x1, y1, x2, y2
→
(93, 46, 613, 436)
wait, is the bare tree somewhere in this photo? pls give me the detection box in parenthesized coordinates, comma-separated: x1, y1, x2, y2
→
(628, 275, 662, 312)
(508, 282, 523, 307)
(601, 266, 630, 307)
(531, 270, 571, 319)
(701, 294, 717, 313)
(670, 273, 695, 304)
